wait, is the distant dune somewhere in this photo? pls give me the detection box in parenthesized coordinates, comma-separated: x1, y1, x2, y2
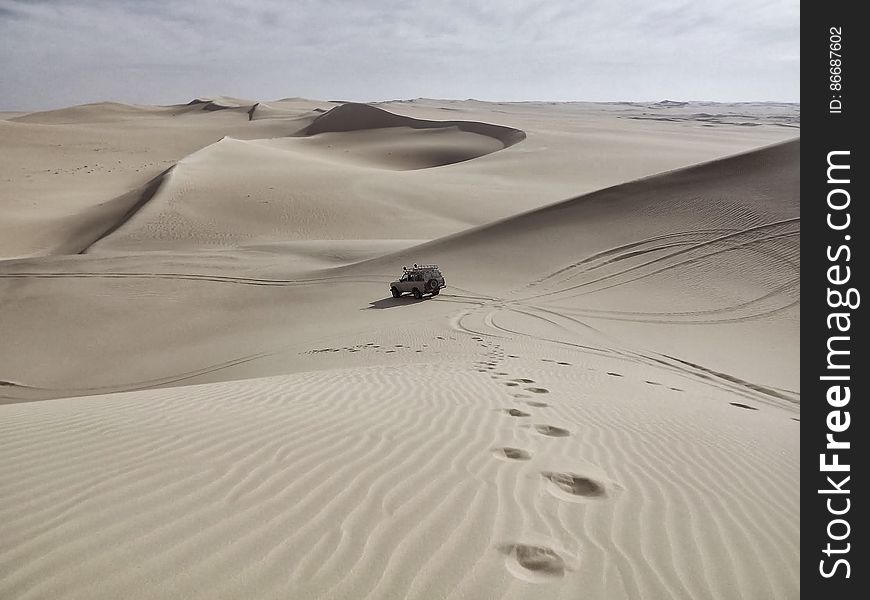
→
(0, 98, 799, 600)
(301, 101, 526, 145)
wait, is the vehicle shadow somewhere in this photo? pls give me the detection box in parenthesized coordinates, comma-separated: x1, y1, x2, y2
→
(366, 296, 430, 310)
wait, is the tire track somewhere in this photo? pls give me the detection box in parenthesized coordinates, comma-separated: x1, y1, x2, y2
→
(517, 219, 799, 302)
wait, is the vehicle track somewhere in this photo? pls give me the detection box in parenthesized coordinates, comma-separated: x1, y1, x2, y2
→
(528, 228, 740, 287)
(540, 277, 800, 325)
(518, 219, 799, 302)
(449, 298, 797, 408)
(0, 350, 275, 403)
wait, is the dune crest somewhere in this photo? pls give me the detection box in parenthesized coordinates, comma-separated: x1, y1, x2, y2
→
(289, 102, 527, 170)
(10, 102, 158, 124)
(300, 102, 526, 147)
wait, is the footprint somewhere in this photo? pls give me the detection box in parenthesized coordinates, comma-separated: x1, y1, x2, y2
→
(543, 472, 606, 499)
(505, 408, 531, 417)
(385, 350, 396, 353)
(669, 387, 683, 392)
(508, 355, 519, 358)
(501, 544, 566, 580)
(511, 393, 530, 399)
(730, 402, 758, 411)
(541, 359, 555, 363)
(495, 372, 510, 375)
(526, 401, 548, 408)
(791, 418, 800, 422)
(492, 447, 532, 461)
(645, 381, 661, 386)
(513, 378, 535, 383)
(526, 387, 549, 394)
(606, 372, 622, 377)
(534, 425, 570, 437)
(556, 362, 571, 366)
(504, 382, 520, 387)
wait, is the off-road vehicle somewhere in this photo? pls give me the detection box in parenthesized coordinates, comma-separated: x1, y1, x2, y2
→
(390, 264, 446, 299)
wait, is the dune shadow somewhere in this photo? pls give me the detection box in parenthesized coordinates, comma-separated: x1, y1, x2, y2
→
(366, 296, 429, 310)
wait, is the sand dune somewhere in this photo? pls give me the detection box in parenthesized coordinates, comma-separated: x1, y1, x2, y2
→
(9, 102, 165, 125)
(0, 99, 799, 599)
(1, 99, 796, 259)
(0, 110, 314, 258)
(292, 102, 526, 170)
(78, 133, 493, 253)
(301, 102, 526, 146)
(1, 139, 798, 400)
(293, 126, 510, 170)
(358, 140, 800, 394)
(183, 96, 257, 111)
(365, 140, 799, 286)
(11, 97, 259, 125)
(0, 359, 798, 599)
(82, 104, 527, 250)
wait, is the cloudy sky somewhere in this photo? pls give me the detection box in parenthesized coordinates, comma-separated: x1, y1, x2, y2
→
(0, 0, 799, 110)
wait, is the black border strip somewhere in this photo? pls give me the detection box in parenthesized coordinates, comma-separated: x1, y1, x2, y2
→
(804, 5, 865, 596)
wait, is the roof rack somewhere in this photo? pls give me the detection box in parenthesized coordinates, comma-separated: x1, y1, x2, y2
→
(403, 264, 439, 271)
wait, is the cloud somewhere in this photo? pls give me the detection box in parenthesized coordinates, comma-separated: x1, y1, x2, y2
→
(0, 0, 799, 109)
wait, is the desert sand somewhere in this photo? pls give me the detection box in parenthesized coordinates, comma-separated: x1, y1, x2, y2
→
(1, 98, 799, 599)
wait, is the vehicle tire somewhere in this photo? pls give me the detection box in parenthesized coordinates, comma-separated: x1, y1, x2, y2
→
(431, 289, 440, 296)
(412, 288, 423, 299)
(391, 287, 401, 298)
(427, 278, 440, 292)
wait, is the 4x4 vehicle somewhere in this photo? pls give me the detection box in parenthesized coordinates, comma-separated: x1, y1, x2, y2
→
(390, 264, 446, 299)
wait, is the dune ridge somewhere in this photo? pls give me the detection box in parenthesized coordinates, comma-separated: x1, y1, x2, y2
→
(74, 168, 173, 254)
(9, 102, 160, 124)
(300, 102, 527, 147)
(366, 139, 799, 267)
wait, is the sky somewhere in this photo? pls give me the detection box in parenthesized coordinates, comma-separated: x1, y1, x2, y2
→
(0, 0, 799, 111)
